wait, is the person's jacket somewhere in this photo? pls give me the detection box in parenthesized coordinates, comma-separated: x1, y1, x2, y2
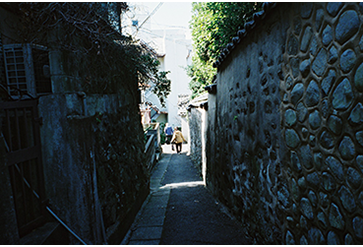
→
(171, 130, 186, 144)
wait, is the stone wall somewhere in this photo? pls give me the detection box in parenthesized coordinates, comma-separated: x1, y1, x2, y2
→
(205, 2, 363, 244)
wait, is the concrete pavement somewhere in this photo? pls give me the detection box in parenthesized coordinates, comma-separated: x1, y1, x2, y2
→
(121, 144, 251, 245)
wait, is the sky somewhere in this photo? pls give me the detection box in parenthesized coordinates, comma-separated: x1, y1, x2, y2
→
(127, 2, 193, 37)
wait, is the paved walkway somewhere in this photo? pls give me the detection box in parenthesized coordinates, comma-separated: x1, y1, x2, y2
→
(121, 144, 251, 245)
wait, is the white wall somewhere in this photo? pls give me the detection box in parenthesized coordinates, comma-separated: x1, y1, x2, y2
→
(122, 3, 192, 128)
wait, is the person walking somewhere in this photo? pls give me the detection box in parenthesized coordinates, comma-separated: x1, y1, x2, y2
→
(171, 127, 186, 154)
(164, 123, 174, 144)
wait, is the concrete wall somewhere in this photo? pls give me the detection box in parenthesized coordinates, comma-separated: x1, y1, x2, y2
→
(38, 76, 148, 244)
(188, 107, 203, 173)
(188, 105, 208, 180)
(205, 2, 363, 244)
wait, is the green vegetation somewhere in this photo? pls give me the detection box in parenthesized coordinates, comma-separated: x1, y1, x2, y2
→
(188, 2, 262, 98)
(14, 3, 171, 104)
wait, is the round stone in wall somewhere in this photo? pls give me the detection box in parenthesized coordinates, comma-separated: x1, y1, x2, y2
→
(298, 176, 307, 190)
(291, 83, 304, 105)
(291, 57, 300, 78)
(297, 102, 308, 122)
(288, 34, 299, 55)
(353, 216, 363, 239)
(285, 129, 300, 148)
(348, 103, 363, 125)
(319, 192, 329, 208)
(293, 17, 302, 35)
(332, 78, 354, 111)
(300, 235, 308, 245)
(291, 151, 302, 172)
(347, 167, 361, 189)
(309, 110, 321, 130)
(308, 190, 317, 207)
(327, 2, 343, 16)
(328, 45, 338, 64)
(302, 127, 309, 139)
(321, 99, 330, 118)
(327, 231, 340, 245)
(314, 152, 324, 170)
(278, 186, 290, 207)
(344, 233, 353, 245)
(286, 75, 293, 90)
(336, 10, 360, 45)
(300, 145, 313, 169)
(307, 172, 319, 187)
(340, 49, 356, 73)
(325, 156, 344, 182)
(356, 155, 363, 173)
(301, 2, 313, 18)
(354, 62, 363, 91)
(310, 36, 318, 56)
(322, 69, 336, 95)
(307, 227, 325, 244)
(315, 8, 324, 31)
(320, 130, 335, 149)
(359, 192, 363, 209)
(300, 59, 311, 78)
(345, 234, 354, 245)
(317, 211, 327, 228)
(301, 26, 313, 52)
(360, 35, 363, 51)
(285, 109, 297, 127)
(312, 48, 328, 76)
(329, 203, 345, 230)
(283, 93, 288, 103)
(310, 134, 318, 149)
(291, 178, 299, 201)
(322, 172, 336, 192)
(301, 197, 313, 219)
(286, 230, 295, 244)
(356, 131, 363, 146)
(305, 80, 320, 107)
(338, 135, 355, 160)
(300, 215, 308, 229)
(293, 203, 298, 215)
(322, 25, 333, 46)
(338, 185, 356, 213)
(327, 115, 342, 135)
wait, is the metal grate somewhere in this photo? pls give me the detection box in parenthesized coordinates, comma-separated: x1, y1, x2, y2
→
(3, 44, 52, 97)
(3, 46, 27, 97)
(1, 100, 46, 237)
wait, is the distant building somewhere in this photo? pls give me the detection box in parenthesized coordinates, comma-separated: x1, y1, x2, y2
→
(122, 3, 192, 138)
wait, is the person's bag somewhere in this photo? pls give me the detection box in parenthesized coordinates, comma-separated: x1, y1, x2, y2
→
(171, 144, 175, 151)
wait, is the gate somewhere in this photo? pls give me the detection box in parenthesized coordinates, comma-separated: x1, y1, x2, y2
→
(1, 99, 47, 237)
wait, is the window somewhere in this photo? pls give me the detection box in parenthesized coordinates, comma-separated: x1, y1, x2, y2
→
(3, 44, 51, 98)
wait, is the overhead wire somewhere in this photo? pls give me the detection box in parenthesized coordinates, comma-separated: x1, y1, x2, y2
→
(133, 2, 163, 36)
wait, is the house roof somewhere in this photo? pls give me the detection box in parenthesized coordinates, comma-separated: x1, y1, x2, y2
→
(187, 93, 208, 110)
(213, 2, 279, 69)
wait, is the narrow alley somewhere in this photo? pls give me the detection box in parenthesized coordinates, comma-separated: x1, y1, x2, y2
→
(121, 144, 250, 245)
